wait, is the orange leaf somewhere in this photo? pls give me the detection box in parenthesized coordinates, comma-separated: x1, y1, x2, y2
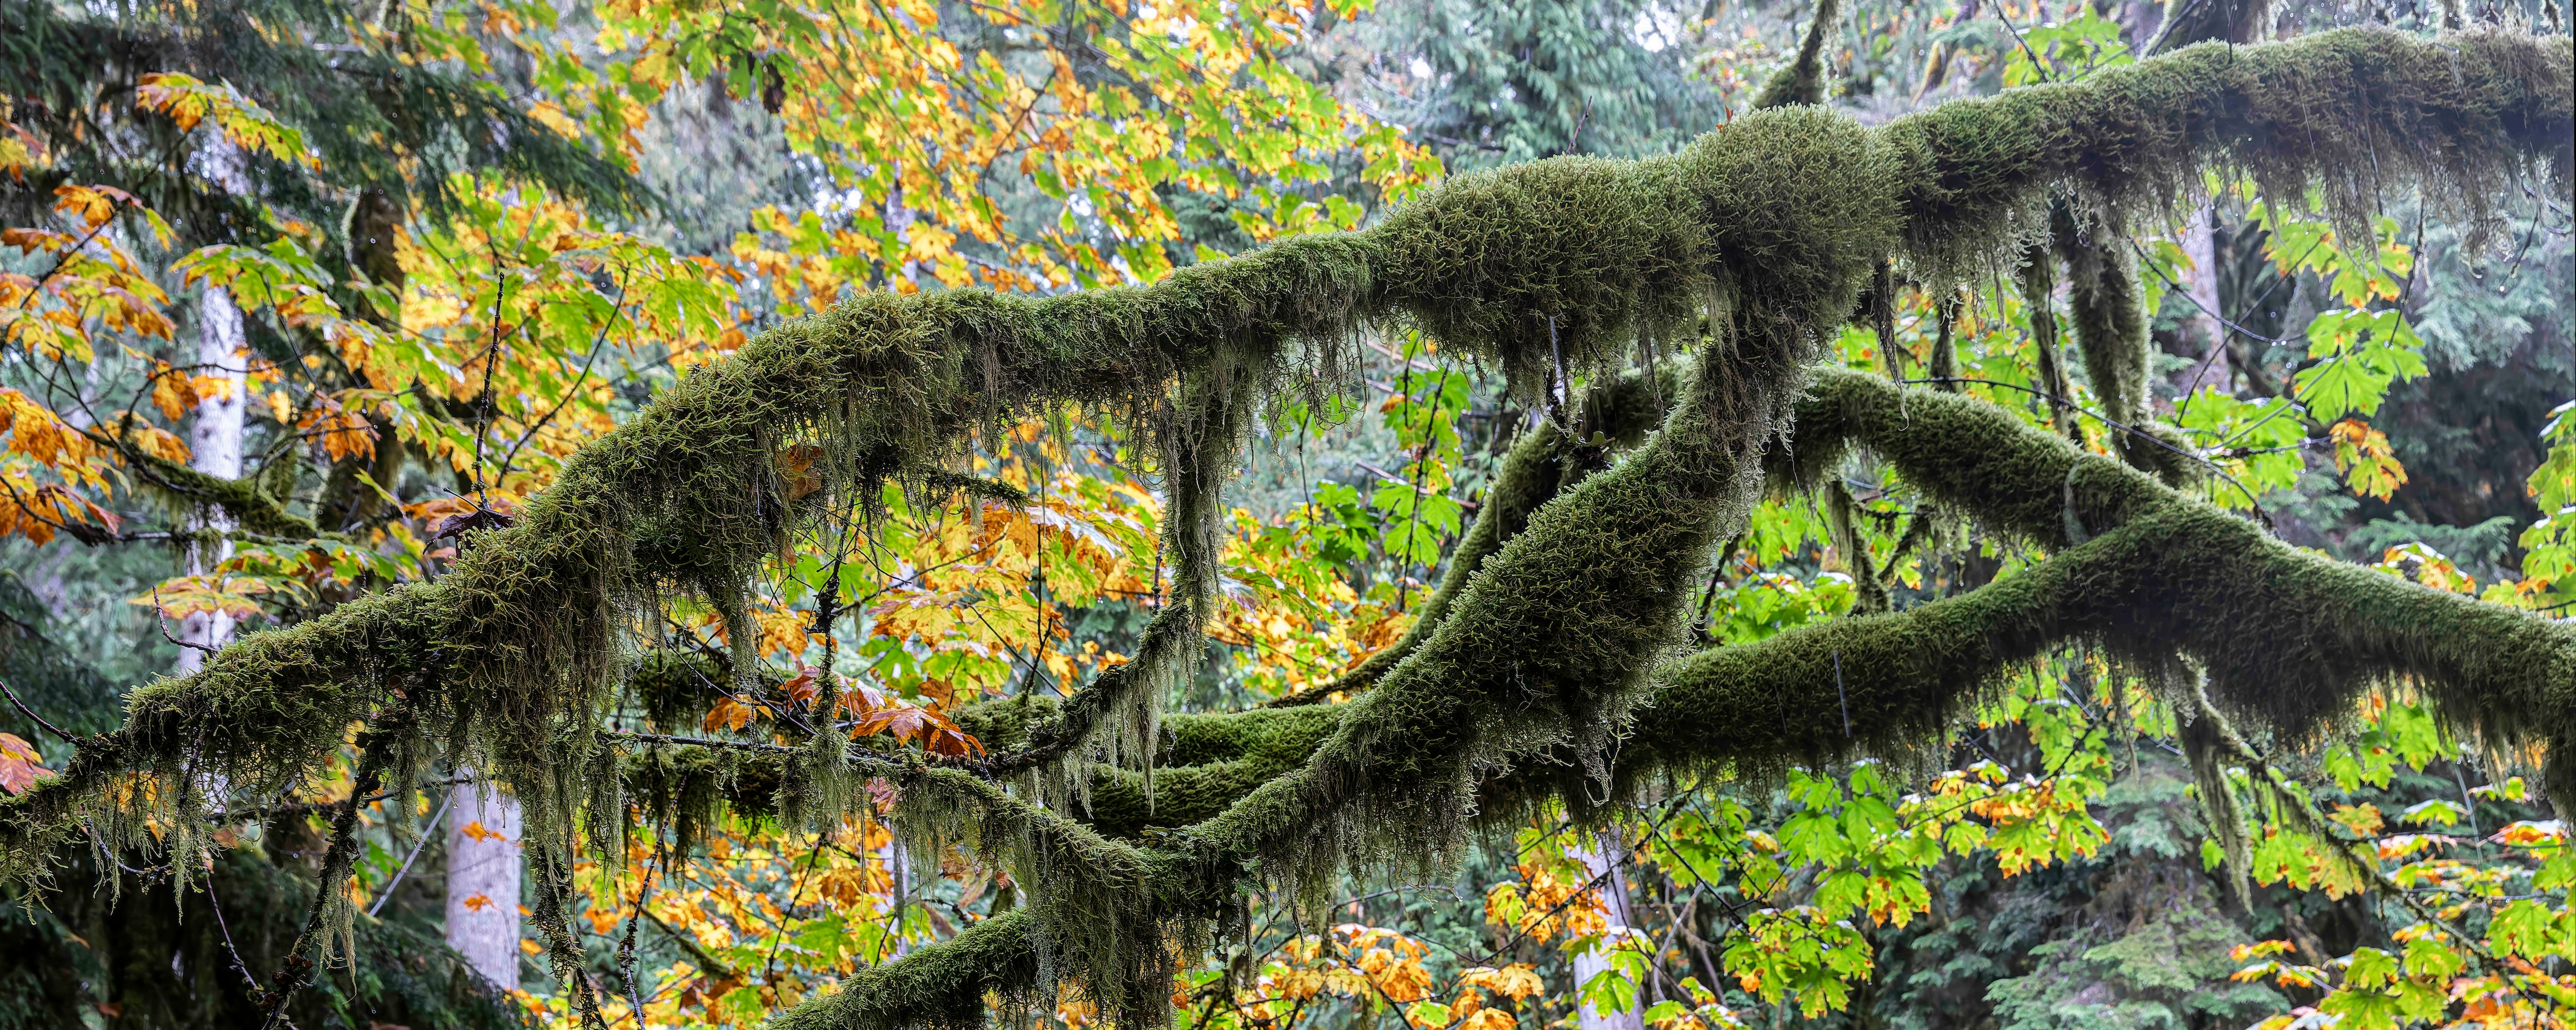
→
(0, 732, 50, 795)
(779, 665, 823, 706)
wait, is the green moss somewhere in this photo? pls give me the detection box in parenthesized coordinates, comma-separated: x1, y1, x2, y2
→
(1882, 29, 2571, 280)
(951, 694, 1058, 753)
(1823, 480, 1893, 614)
(127, 450, 323, 540)
(765, 909, 1038, 1030)
(1548, 452, 2576, 817)
(1161, 707, 1345, 768)
(630, 650, 723, 735)
(2019, 241, 2078, 443)
(1079, 706, 1345, 838)
(1275, 365, 1682, 705)
(1750, 0, 1843, 110)
(1754, 369, 2576, 806)
(888, 769, 1218, 1028)
(2052, 202, 2149, 432)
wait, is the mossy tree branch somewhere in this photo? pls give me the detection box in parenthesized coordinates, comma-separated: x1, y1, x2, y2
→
(1752, 368, 2576, 804)
(0, 26, 2563, 1030)
(1751, 0, 1845, 110)
(122, 448, 323, 540)
(1268, 365, 1680, 707)
(789, 364, 2576, 1029)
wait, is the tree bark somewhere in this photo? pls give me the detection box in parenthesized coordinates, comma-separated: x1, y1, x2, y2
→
(178, 138, 249, 675)
(445, 779, 526, 990)
(2172, 203, 2233, 405)
(1570, 829, 1643, 1030)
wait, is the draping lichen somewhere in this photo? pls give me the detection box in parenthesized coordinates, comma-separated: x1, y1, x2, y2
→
(2051, 201, 2150, 432)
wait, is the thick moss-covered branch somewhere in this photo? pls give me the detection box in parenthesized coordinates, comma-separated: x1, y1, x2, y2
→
(1740, 369, 2576, 805)
(767, 909, 1038, 1030)
(1883, 28, 2569, 273)
(1776, 366, 2166, 548)
(1273, 366, 1681, 706)
(1600, 490, 2574, 807)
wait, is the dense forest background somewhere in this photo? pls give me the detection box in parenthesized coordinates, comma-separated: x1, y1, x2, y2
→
(2, 0, 2570, 1028)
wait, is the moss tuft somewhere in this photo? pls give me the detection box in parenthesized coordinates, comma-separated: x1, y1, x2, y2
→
(1884, 29, 2572, 281)
(1750, 0, 1844, 110)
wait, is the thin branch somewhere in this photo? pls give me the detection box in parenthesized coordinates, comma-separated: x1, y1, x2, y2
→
(366, 785, 456, 918)
(0, 676, 78, 744)
(150, 586, 222, 656)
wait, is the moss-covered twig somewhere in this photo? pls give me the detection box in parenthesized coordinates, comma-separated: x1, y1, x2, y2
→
(2051, 201, 2150, 434)
(255, 703, 409, 1028)
(1750, 0, 1844, 110)
(120, 448, 322, 541)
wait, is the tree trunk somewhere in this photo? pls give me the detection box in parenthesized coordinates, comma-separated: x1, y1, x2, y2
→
(1570, 830, 1643, 1030)
(177, 278, 247, 674)
(178, 137, 248, 675)
(884, 836, 911, 959)
(445, 780, 525, 989)
(2172, 202, 2233, 404)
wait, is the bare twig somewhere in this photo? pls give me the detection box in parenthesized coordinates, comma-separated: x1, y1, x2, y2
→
(150, 586, 221, 656)
(366, 786, 456, 918)
(0, 676, 77, 744)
